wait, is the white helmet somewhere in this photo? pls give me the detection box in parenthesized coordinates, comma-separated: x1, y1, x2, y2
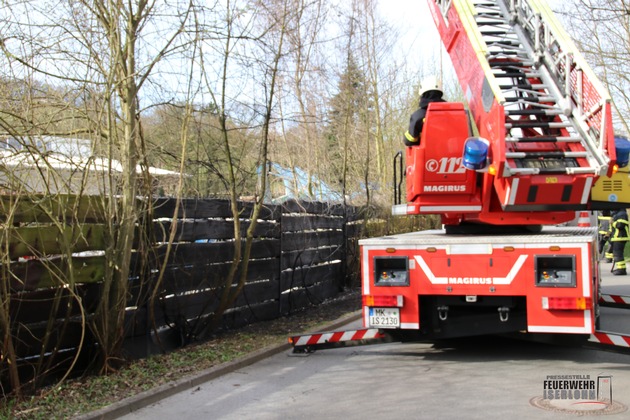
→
(419, 76, 442, 97)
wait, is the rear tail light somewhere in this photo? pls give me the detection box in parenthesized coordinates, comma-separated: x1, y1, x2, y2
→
(542, 296, 592, 310)
(363, 295, 403, 307)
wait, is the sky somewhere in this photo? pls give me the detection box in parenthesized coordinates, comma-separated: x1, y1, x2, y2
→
(379, 0, 565, 57)
(378, 0, 441, 66)
(376, 0, 457, 93)
(376, 0, 567, 89)
(378, 0, 433, 41)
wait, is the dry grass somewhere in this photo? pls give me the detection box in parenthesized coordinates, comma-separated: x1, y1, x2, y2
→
(2, 290, 361, 419)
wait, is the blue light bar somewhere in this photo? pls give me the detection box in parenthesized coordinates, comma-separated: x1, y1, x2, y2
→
(615, 136, 630, 168)
(463, 137, 489, 170)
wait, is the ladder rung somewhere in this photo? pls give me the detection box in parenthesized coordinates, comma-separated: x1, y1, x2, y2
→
(504, 96, 556, 104)
(506, 151, 588, 159)
(475, 20, 507, 27)
(490, 63, 536, 69)
(490, 61, 525, 67)
(500, 84, 546, 90)
(488, 51, 523, 56)
(506, 121, 571, 129)
(494, 71, 540, 78)
(481, 31, 509, 36)
(477, 20, 508, 27)
(487, 41, 522, 48)
(477, 17, 507, 22)
(508, 167, 598, 175)
(505, 109, 563, 116)
(506, 136, 582, 143)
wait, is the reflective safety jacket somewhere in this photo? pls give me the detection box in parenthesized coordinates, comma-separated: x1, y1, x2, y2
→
(598, 214, 611, 236)
(610, 210, 629, 242)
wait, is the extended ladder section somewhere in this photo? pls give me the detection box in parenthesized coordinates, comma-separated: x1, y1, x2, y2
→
(427, 0, 616, 213)
(478, 0, 611, 175)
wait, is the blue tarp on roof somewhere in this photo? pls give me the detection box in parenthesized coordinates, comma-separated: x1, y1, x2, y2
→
(263, 162, 344, 203)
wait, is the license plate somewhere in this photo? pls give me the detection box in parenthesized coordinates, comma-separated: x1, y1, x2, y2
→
(369, 307, 400, 328)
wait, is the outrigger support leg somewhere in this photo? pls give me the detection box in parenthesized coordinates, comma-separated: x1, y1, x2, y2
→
(587, 293, 630, 353)
(288, 328, 394, 355)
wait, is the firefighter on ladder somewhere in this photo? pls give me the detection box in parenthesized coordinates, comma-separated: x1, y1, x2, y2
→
(610, 208, 629, 275)
(598, 210, 613, 262)
(403, 76, 446, 146)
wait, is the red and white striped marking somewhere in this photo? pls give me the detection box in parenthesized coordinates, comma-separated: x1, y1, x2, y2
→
(290, 328, 385, 347)
(590, 331, 630, 348)
(599, 294, 630, 306)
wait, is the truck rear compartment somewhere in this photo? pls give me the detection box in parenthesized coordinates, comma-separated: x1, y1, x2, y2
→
(418, 295, 527, 339)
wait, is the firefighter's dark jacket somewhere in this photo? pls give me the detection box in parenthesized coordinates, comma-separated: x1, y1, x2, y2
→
(611, 209, 629, 242)
(403, 91, 445, 146)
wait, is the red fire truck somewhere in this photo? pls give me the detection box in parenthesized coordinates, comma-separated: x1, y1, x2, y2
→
(290, 0, 630, 352)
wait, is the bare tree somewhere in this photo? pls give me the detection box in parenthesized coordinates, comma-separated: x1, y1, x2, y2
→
(0, 0, 440, 396)
(76, 0, 193, 373)
(357, 0, 395, 187)
(274, 0, 329, 200)
(0, 0, 193, 379)
(179, 0, 295, 338)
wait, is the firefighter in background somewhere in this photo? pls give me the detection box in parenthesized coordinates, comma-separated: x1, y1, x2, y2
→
(610, 208, 629, 275)
(403, 76, 446, 146)
(598, 210, 613, 262)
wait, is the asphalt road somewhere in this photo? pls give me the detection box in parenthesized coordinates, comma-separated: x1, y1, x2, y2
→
(115, 261, 630, 420)
(118, 327, 630, 419)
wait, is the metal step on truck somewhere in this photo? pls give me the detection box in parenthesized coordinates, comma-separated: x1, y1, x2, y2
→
(289, 0, 630, 354)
